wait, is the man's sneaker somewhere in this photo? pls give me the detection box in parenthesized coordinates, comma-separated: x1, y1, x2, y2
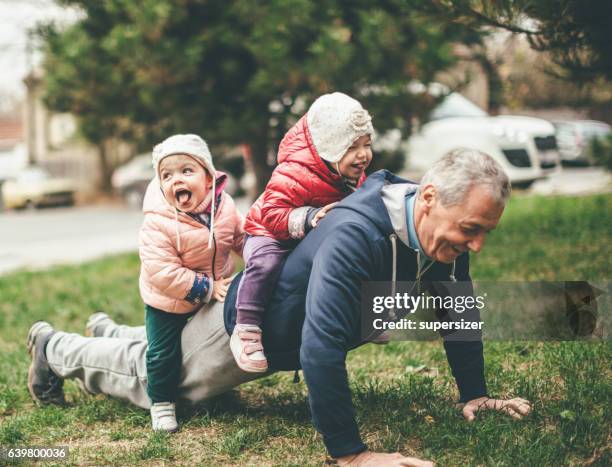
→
(150, 402, 179, 432)
(230, 324, 268, 373)
(26, 321, 66, 406)
(85, 311, 113, 337)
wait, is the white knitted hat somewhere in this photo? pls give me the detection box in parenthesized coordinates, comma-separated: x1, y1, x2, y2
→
(306, 92, 374, 163)
(152, 133, 216, 179)
(151, 133, 217, 248)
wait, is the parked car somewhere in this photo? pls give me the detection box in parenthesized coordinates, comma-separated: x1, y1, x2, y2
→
(112, 152, 240, 209)
(401, 91, 560, 187)
(553, 119, 611, 165)
(2, 167, 76, 209)
(111, 154, 154, 209)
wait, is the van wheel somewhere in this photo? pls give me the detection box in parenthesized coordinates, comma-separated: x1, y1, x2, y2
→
(25, 200, 36, 210)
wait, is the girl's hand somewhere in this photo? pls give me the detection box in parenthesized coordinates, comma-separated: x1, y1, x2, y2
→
(311, 202, 338, 228)
(212, 277, 232, 302)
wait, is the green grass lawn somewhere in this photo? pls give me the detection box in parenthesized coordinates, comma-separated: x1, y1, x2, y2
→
(0, 193, 610, 466)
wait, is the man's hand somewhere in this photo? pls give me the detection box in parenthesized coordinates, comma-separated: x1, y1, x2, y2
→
(212, 277, 232, 302)
(311, 202, 338, 228)
(336, 450, 434, 467)
(460, 396, 531, 422)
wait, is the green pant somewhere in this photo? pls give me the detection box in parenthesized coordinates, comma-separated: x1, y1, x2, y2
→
(145, 305, 195, 403)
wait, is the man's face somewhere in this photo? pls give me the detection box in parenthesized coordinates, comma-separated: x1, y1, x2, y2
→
(416, 184, 505, 263)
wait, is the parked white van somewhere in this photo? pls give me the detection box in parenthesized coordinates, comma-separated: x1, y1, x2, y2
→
(400, 91, 560, 187)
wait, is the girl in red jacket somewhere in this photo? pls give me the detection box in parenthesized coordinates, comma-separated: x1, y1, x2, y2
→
(231, 92, 374, 372)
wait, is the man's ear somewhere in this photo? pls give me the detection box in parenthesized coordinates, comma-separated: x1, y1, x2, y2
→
(419, 184, 437, 213)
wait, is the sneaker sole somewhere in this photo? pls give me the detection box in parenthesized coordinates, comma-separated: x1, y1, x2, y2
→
(26, 321, 51, 406)
(153, 425, 180, 433)
(27, 360, 42, 406)
(26, 321, 50, 355)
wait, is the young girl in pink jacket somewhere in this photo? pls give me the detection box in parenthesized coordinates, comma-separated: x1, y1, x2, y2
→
(139, 134, 244, 432)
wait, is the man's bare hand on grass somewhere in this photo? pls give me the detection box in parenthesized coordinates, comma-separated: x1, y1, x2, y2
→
(336, 450, 434, 466)
(459, 396, 531, 421)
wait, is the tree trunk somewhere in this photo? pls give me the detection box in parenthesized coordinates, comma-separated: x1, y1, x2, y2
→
(247, 122, 275, 198)
(97, 141, 113, 194)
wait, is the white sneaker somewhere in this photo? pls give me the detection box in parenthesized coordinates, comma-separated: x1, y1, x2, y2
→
(230, 324, 268, 373)
(150, 402, 178, 432)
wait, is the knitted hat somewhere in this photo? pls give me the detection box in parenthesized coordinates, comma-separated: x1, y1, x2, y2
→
(151, 133, 217, 249)
(306, 92, 374, 163)
(152, 133, 216, 179)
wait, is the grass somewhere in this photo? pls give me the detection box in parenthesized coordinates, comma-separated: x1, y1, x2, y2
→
(0, 192, 610, 465)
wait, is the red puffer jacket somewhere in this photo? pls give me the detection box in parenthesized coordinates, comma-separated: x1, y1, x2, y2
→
(244, 115, 366, 241)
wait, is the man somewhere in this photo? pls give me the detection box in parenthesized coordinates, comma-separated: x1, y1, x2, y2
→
(27, 149, 530, 466)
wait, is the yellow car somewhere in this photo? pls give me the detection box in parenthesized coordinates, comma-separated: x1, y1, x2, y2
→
(2, 167, 76, 210)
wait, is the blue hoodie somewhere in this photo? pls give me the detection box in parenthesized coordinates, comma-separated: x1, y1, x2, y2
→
(225, 170, 487, 458)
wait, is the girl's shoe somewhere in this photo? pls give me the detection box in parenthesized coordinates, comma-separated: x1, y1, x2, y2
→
(150, 402, 179, 432)
(230, 324, 268, 373)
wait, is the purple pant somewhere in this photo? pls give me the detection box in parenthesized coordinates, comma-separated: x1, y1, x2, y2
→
(236, 235, 292, 326)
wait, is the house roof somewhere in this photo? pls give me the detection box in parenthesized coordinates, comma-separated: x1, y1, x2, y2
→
(0, 117, 24, 149)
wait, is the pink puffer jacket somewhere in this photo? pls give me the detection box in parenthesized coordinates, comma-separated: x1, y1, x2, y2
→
(138, 176, 244, 313)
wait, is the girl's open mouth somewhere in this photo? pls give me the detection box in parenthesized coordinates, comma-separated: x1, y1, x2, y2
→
(175, 189, 192, 204)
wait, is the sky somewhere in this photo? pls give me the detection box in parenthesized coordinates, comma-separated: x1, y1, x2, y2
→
(0, 0, 78, 102)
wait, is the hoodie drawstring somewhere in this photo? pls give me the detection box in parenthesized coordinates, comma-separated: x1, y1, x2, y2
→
(385, 235, 458, 326)
(389, 234, 397, 320)
(174, 207, 181, 253)
(208, 175, 216, 249)
(417, 253, 421, 294)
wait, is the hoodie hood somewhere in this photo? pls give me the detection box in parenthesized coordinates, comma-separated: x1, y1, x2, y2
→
(337, 170, 456, 287)
(380, 182, 419, 248)
(335, 170, 415, 236)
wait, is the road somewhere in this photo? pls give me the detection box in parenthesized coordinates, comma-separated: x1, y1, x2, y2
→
(530, 167, 611, 196)
(0, 197, 252, 276)
(0, 205, 143, 276)
(0, 169, 609, 276)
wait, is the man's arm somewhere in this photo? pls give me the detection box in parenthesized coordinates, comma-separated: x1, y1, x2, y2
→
(300, 222, 377, 459)
(427, 252, 487, 402)
(429, 253, 487, 402)
(428, 254, 532, 423)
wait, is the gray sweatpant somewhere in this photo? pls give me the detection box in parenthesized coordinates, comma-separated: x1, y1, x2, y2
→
(46, 302, 263, 409)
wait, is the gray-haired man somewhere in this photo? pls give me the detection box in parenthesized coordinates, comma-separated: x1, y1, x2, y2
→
(27, 149, 530, 467)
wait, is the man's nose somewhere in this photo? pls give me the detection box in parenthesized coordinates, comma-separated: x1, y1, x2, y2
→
(467, 233, 486, 253)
